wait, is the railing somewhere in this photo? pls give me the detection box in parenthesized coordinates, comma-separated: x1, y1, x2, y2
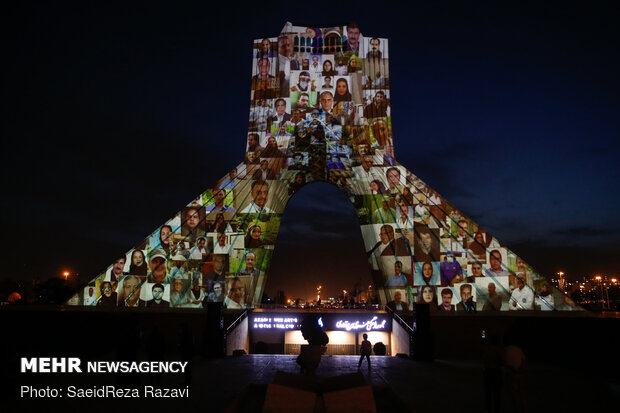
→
(385, 305, 413, 334)
(226, 308, 251, 334)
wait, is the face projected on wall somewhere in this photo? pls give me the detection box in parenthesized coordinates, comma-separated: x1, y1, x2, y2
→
(149, 256, 167, 283)
(251, 181, 269, 208)
(186, 208, 200, 229)
(379, 225, 394, 244)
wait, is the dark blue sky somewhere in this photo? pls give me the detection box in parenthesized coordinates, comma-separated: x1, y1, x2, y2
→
(3, 2, 618, 298)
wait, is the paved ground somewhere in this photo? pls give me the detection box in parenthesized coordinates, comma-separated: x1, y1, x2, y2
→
(9, 354, 619, 412)
(197, 354, 618, 412)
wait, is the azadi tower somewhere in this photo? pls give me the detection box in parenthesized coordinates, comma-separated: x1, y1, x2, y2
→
(68, 22, 580, 312)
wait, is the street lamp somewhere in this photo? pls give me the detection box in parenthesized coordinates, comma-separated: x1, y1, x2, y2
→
(63, 271, 70, 280)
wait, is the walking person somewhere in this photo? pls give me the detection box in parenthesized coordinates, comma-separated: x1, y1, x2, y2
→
(358, 333, 372, 370)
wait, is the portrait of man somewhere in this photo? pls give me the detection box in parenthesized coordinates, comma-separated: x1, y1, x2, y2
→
(107, 257, 126, 282)
(363, 91, 388, 118)
(372, 199, 396, 224)
(488, 249, 509, 277)
(482, 281, 503, 311)
(83, 286, 96, 306)
(344, 23, 361, 52)
(510, 277, 534, 311)
(366, 37, 382, 59)
(292, 71, 312, 92)
(322, 76, 333, 89)
(255, 38, 275, 58)
(291, 108, 305, 124)
(273, 123, 293, 149)
(386, 290, 409, 312)
(270, 98, 291, 124)
(205, 254, 227, 287)
(309, 55, 321, 74)
(187, 277, 206, 308)
(295, 92, 310, 110)
(385, 260, 408, 287)
(253, 159, 277, 180)
(252, 57, 277, 99)
(247, 133, 264, 152)
(385, 166, 401, 192)
(253, 57, 274, 80)
(147, 249, 168, 284)
(242, 252, 261, 276)
(241, 180, 274, 213)
(226, 278, 247, 309)
(470, 261, 484, 278)
(366, 224, 411, 257)
(146, 283, 169, 307)
(288, 152, 306, 170)
(205, 188, 235, 213)
(353, 154, 381, 181)
(319, 91, 333, 113)
(456, 284, 476, 312)
(118, 275, 145, 307)
(440, 253, 463, 286)
(207, 280, 225, 302)
(189, 237, 207, 260)
(213, 232, 229, 254)
(437, 288, 456, 311)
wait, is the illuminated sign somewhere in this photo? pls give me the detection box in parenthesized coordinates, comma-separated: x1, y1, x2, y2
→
(251, 313, 390, 331)
(252, 316, 299, 330)
(335, 316, 387, 331)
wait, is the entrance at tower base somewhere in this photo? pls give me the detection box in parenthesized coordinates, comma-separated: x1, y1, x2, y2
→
(248, 309, 395, 355)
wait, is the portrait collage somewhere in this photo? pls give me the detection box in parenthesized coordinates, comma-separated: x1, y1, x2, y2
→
(70, 22, 578, 312)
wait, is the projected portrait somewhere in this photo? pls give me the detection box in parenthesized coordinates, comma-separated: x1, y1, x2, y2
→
(413, 261, 440, 286)
(385, 289, 409, 312)
(417, 285, 437, 310)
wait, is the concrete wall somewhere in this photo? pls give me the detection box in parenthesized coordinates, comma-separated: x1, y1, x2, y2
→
(390, 319, 410, 356)
(226, 316, 249, 355)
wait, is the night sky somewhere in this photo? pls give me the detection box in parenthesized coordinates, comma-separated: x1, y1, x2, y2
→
(3, 2, 619, 300)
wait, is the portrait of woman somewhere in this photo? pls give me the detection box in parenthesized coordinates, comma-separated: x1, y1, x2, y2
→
(334, 78, 352, 102)
(208, 212, 232, 233)
(159, 224, 173, 251)
(322, 59, 336, 76)
(245, 225, 263, 248)
(369, 180, 387, 194)
(97, 281, 117, 307)
(414, 261, 440, 286)
(347, 58, 358, 73)
(129, 250, 147, 275)
(418, 285, 437, 309)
